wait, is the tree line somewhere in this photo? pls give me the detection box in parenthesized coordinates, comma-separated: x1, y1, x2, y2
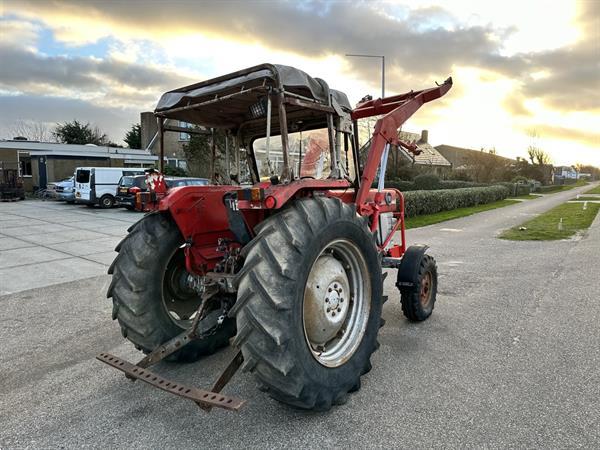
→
(8, 120, 141, 149)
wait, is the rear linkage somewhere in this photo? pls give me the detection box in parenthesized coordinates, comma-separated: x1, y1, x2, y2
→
(98, 239, 246, 412)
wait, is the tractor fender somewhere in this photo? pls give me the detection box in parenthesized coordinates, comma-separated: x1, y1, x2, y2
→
(396, 244, 429, 289)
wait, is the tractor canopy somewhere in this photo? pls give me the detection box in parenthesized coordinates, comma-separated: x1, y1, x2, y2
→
(154, 63, 352, 139)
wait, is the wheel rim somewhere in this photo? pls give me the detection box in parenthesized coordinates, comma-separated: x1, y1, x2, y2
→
(303, 239, 371, 368)
(420, 271, 433, 307)
(102, 197, 112, 207)
(162, 248, 204, 327)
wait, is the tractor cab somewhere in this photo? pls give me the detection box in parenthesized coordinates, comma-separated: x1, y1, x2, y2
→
(154, 63, 357, 187)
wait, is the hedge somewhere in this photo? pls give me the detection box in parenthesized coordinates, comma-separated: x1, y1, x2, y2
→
(384, 179, 486, 192)
(495, 182, 531, 197)
(402, 185, 510, 217)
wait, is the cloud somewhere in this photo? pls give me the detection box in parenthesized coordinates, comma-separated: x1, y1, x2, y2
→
(530, 124, 600, 147)
(0, 94, 139, 143)
(0, 45, 192, 95)
(4, 0, 517, 91)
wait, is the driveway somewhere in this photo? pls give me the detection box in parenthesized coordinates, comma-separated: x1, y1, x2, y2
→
(1, 184, 598, 448)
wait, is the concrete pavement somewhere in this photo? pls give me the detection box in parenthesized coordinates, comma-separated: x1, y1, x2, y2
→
(1, 184, 598, 448)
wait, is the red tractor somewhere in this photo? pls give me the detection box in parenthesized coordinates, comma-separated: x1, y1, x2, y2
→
(100, 64, 452, 412)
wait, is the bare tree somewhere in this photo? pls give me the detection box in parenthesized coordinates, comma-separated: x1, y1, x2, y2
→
(526, 130, 551, 166)
(8, 120, 54, 142)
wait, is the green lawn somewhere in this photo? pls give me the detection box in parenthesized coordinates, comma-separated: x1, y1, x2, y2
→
(499, 202, 600, 240)
(569, 196, 600, 202)
(585, 185, 600, 194)
(405, 199, 520, 229)
(539, 185, 576, 194)
(509, 194, 542, 200)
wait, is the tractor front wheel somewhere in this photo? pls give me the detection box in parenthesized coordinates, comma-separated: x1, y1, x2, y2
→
(107, 213, 235, 361)
(232, 197, 383, 410)
(400, 255, 438, 321)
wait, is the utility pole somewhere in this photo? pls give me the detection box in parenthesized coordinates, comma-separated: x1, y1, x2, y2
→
(345, 53, 385, 98)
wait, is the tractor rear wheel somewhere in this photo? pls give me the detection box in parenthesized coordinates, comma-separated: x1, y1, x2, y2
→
(107, 213, 235, 361)
(232, 197, 383, 410)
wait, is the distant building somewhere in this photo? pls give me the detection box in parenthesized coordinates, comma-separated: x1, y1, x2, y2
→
(397, 130, 451, 168)
(140, 112, 189, 171)
(554, 165, 578, 180)
(0, 140, 157, 191)
(435, 144, 515, 168)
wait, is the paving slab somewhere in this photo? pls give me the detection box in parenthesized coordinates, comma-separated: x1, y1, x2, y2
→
(0, 246, 69, 269)
(0, 236, 36, 251)
(0, 257, 105, 295)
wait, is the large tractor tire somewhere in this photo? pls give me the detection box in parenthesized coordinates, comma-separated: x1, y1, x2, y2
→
(107, 213, 236, 362)
(231, 197, 383, 410)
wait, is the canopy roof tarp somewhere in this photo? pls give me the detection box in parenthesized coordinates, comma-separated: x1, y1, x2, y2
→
(154, 64, 352, 137)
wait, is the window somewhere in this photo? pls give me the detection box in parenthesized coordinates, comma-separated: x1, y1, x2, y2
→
(252, 129, 356, 180)
(76, 169, 90, 183)
(179, 121, 192, 141)
(19, 155, 32, 176)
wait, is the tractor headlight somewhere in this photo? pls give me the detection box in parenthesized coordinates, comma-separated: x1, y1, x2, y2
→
(248, 97, 267, 119)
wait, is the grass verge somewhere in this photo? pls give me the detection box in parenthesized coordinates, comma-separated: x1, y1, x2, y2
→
(499, 202, 600, 240)
(585, 185, 600, 194)
(539, 185, 576, 194)
(405, 199, 519, 229)
(569, 196, 600, 202)
(509, 194, 541, 200)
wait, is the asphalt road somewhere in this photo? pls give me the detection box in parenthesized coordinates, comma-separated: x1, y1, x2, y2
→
(1, 185, 599, 448)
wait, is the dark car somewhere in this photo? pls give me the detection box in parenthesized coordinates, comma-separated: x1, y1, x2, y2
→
(115, 175, 147, 209)
(116, 175, 210, 210)
(166, 177, 209, 188)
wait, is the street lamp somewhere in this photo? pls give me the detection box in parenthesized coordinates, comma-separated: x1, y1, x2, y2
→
(345, 53, 385, 98)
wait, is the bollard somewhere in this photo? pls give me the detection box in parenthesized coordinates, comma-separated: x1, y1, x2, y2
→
(558, 217, 563, 231)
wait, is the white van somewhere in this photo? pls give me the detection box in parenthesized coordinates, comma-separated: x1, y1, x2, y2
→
(75, 167, 146, 208)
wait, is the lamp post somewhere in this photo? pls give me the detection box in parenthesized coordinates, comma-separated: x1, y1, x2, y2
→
(345, 53, 385, 98)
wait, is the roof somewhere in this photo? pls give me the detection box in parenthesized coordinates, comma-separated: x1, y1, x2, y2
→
(435, 144, 514, 168)
(398, 131, 451, 167)
(154, 63, 351, 137)
(0, 140, 157, 161)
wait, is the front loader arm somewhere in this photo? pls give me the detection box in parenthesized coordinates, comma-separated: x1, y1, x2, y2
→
(353, 77, 452, 215)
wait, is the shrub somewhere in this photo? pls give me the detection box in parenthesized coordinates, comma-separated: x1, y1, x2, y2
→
(384, 179, 416, 191)
(414, 173, 440, 190)
(403, 185, 510, 217)
(439, 180, 486, 189)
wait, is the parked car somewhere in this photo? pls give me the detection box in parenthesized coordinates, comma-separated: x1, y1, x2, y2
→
(166, 177, 210, 188)
(75, 167, 146, 208)
(115, 174, 210, 211)
(115, 175, 146, 210)
(52, 177, 75, 203)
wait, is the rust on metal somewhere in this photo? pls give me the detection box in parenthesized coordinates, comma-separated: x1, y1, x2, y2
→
(198, 350, 244, 412)
(97, 353, 245, 412)
(135, 329, 197, 369)
(420, 271, 432, 306)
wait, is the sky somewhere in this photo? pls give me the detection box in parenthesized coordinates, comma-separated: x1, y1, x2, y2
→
(0, 0, 598, 166)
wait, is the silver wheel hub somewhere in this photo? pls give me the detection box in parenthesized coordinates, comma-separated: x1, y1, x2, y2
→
(302, 239, 371, 368)
(304, 256, 350, 345)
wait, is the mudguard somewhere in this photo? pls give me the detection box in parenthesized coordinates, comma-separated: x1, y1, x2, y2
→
(396, 244, 429, 289)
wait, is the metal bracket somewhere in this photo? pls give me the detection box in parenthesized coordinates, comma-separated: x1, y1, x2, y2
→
(97, 353, 245, 412)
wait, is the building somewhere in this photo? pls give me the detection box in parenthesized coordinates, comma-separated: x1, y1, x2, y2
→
(397, 130, 451, 168)
(435, 144, 515, 168)
(554, 165, 578, 180)
(140, 112, 190, 170)
(0, 140, 157, 191)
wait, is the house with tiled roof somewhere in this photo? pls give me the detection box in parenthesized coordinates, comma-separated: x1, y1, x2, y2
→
(397, 130, 451, 168)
